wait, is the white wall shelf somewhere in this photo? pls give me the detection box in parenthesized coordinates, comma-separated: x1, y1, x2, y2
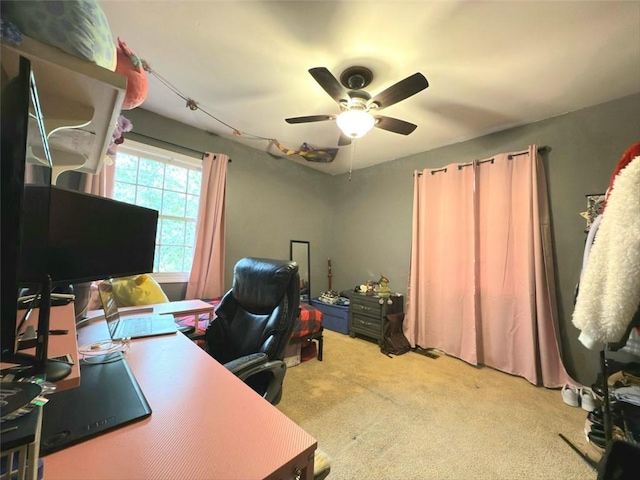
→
(1, 35, 126, 181)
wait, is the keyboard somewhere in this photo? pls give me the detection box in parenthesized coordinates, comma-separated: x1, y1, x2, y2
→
(119, 317, 153, 336)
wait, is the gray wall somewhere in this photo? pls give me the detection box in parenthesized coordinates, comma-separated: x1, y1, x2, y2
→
(125, 93, 639, 385)
(123, 109, 334, 301)
(329, 93, 640, 385)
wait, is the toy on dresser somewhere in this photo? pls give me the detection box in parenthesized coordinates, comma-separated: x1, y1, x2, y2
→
(357, 275, 393, 304)
(375, 275, 392, 305)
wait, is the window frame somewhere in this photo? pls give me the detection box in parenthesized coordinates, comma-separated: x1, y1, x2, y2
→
(113, 139, 202, 284)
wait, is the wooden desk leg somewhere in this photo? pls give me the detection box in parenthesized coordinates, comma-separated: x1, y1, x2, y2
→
(196, 309, 214, 334)
(205, 309, 213, 330)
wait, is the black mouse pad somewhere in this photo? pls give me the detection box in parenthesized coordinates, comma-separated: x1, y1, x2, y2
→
(40, 356, 151, 456)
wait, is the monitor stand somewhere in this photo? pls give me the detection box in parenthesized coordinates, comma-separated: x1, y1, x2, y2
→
(2, 277, 72, 382)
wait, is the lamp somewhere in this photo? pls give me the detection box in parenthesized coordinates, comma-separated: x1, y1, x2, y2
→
(336, 109, 375, 139)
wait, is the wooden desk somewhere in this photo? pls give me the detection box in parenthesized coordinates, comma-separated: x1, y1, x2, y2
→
(42, 313, 317, 479)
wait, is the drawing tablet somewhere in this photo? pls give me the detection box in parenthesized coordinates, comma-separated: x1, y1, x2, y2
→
(40, 356, 151, 456)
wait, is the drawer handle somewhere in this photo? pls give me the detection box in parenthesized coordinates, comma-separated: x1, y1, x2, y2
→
(358, 319, 376, 327)
(358, 305, 374, 313)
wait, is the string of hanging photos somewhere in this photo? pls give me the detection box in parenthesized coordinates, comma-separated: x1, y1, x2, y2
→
(140, 60, 336, 163)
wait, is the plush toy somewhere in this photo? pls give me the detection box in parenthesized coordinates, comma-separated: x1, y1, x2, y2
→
(111, 274, 169, 306)
(365, 281, 375, 295)
(376, 275, 393, 305)
(115, 37, 148, 110)
(105, 114, 133, 163)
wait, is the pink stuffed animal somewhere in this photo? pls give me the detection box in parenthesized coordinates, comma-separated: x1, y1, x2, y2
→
(115, 38, 148, 110)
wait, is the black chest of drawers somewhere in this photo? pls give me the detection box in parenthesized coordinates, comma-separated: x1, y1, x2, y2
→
(348, 292, 403, 346)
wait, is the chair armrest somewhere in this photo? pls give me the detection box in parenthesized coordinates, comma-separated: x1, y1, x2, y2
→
(187, 331, 206, 342)
(177, 324, 196, 335)
(223, 353, 287, 404)
(224, 353, 267, 376)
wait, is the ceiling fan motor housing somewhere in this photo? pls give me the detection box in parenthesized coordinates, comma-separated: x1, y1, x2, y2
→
(341, 95, 370, 112)
(340, 66, 373, 90)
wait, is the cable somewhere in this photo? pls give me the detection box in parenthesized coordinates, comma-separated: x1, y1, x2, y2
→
(78, 339, 130, 364)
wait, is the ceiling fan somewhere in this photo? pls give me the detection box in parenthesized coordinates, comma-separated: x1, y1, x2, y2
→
(285, 66, 429, 147)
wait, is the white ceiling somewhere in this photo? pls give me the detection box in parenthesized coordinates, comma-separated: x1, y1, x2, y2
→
(101, 1, 640, 175)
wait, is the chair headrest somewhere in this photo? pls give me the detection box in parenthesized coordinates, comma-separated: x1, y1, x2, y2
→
(232, 257, 299, 314)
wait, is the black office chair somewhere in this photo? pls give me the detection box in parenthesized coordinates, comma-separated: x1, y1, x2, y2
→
(204, 257, 300, 405)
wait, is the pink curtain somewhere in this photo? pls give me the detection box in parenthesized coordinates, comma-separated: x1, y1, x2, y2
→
(185, 152, 228, 300)
(83, 161, 115, 198)
(406, 145, 571, 387)
(405, 163, 478, 365)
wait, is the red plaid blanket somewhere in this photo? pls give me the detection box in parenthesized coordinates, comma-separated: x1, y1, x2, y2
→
(292, 303, 323, 339)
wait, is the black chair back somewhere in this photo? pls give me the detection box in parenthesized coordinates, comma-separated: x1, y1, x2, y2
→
(205, 257, 300, 398)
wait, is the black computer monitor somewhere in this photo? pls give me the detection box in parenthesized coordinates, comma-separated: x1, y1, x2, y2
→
(0, 55, 64, 379)
(0, 58, 28, 363)
(20, 185, 159, 284)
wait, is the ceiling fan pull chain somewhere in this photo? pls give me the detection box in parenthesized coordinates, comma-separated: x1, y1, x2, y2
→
(349, 139, 356, 181)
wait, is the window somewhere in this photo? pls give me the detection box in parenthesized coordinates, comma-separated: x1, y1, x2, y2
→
(112, 140, 202, 282)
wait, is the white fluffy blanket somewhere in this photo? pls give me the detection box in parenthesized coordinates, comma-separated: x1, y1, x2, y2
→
(572, 155, 640, 348)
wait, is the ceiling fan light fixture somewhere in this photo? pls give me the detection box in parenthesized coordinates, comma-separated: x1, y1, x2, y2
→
(336, 110, 375, 138)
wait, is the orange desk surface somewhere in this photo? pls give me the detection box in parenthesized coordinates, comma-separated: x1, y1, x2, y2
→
(43, 319, 317, 480)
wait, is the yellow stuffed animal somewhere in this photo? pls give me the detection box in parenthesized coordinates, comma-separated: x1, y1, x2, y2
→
(111, 274, 168, 306)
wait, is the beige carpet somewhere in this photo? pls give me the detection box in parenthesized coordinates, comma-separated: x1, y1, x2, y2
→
(277, 329, 599, 480)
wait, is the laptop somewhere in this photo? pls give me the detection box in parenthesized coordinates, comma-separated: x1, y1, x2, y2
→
(98, 279, 178, 340)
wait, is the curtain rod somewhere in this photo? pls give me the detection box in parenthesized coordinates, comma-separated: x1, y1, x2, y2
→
(508, 144, 550, 160)
(415, 145, 550, 176)
(129, 132, 232, 162)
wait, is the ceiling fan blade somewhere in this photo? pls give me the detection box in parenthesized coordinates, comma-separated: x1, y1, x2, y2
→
(309, 67, 350, 104)
(374, 116, 418, 135)
(369, 73, 429, 110)
(285, 114, 337, 124)
(338, 133, 352, 147)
